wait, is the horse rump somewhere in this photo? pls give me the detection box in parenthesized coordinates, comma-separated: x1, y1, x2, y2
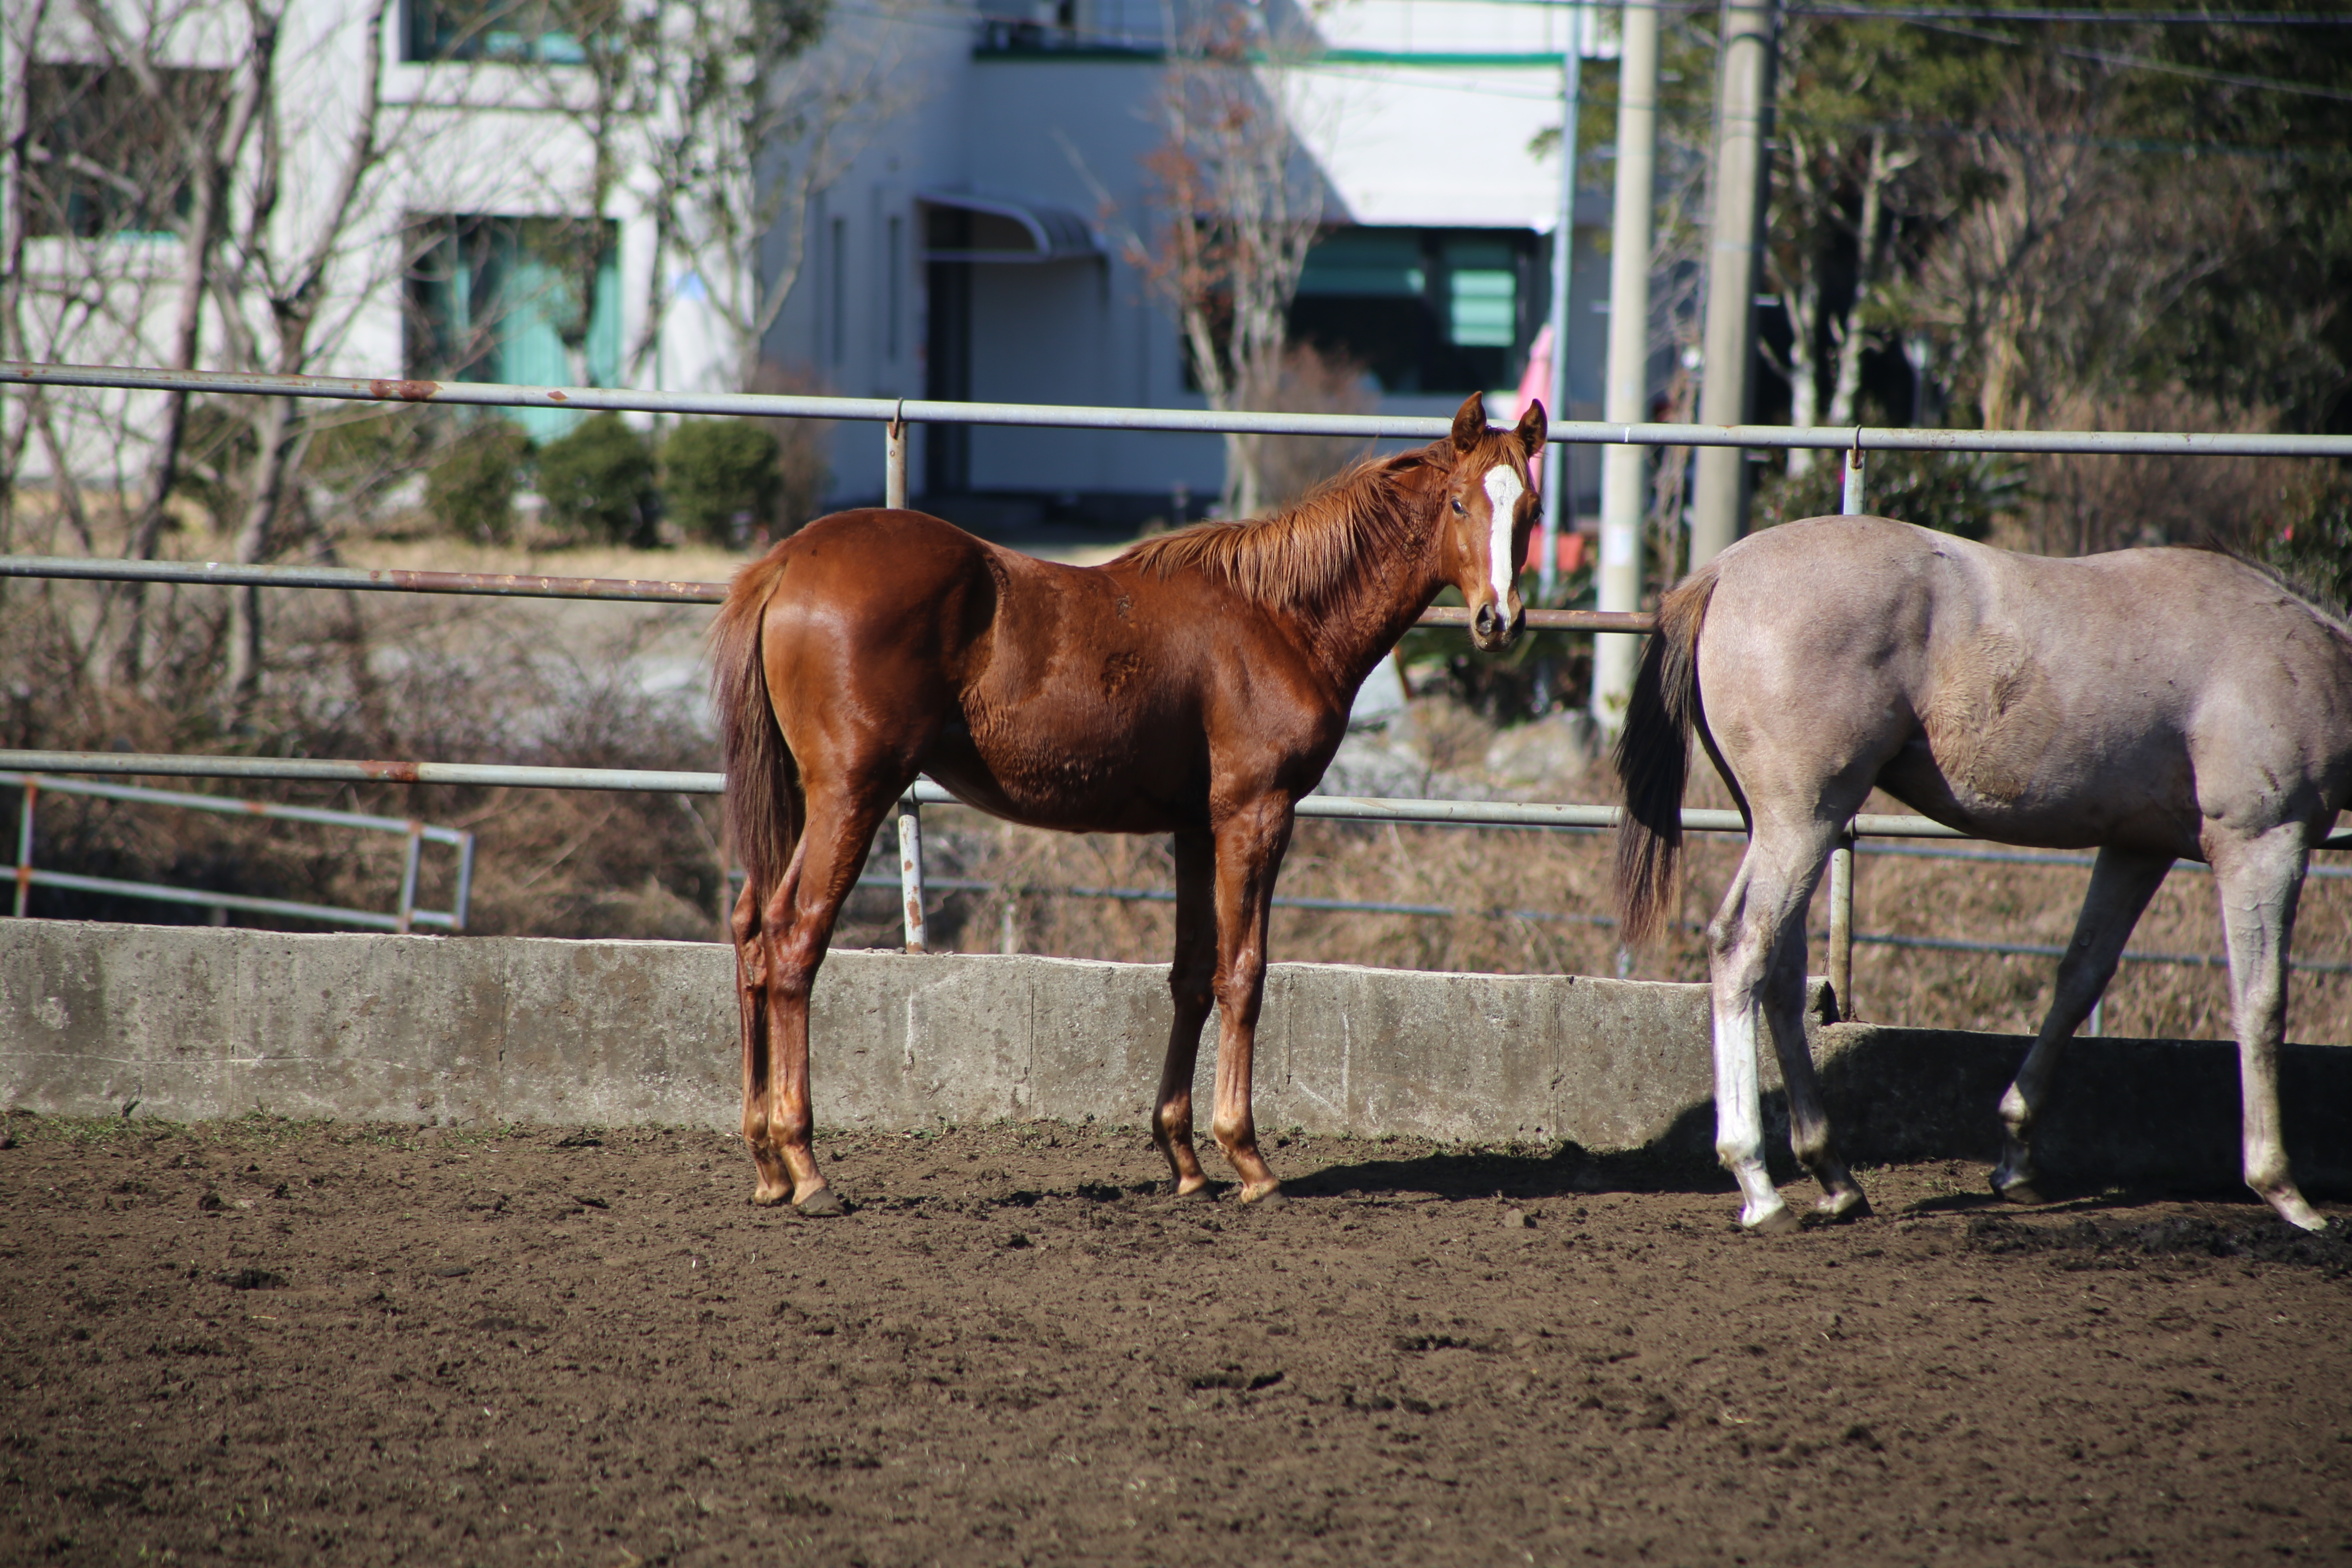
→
(1610, 564, 1720, 946)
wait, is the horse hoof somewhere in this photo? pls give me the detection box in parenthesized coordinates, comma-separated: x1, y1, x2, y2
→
(750, 1185, 794, 1208)
(1172, 1181, 1214, 1202)
(1240, 1185, 1286, 1208)
(2267, 1196, 2330, 1234)
(793, 1187, 846, 1218)
(1815, 1189, 1873, 1222)
(1994, 1178, 2047, 1207)
(1744, 1204, 1800, 1236)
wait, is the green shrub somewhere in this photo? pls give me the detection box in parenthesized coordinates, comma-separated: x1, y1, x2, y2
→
(1757, 447, 2029, 541)
(425, 421, 533, 542)
(662, 418, 782, 545)
(535, 412, 658, 546)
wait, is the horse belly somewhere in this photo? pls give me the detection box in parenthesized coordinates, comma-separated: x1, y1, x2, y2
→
(1879, 733, 2201, 857)
(925, 701, 1209, 835)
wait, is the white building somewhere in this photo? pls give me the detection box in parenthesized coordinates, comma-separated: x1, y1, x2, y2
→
(773, 0, 1620, 523)
(7, 0, 1627, 525)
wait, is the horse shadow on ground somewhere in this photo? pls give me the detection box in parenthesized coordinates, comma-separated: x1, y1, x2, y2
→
(1273, 1093, 2322, 1231)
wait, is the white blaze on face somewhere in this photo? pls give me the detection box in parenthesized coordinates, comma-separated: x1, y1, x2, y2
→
(1481, 461, 1526, 608)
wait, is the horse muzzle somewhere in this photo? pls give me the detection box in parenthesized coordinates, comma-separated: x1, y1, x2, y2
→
(1471, 599, 1525, 654)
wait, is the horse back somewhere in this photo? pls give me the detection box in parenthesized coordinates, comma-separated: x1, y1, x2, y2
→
(1699, 517, 2352, 854)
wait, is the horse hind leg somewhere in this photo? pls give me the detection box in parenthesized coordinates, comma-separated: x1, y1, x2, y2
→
(2208, 828, 2326, 1232)
(736, 840, 804, 1207)
(1707, 818, 1846, 1235)
(1993, 847, 2171, 1206)
(754, 779, 900, 1217)
(1760, 914, 1868, 1220)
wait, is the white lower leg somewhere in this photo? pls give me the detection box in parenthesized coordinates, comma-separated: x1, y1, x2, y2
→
(2245, 1094, 2325, 1232)
(1715, 1000, 1789, 1231)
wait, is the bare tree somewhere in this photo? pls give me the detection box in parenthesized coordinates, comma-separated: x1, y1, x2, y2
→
(521, 0, 909, 395)
(1898, 61, 2249, 431)
(1131, 2, 1323, 519)
(204, 0, 406, 716)
(4, 0, 261, 677)
(1767, 125, 1913, 472)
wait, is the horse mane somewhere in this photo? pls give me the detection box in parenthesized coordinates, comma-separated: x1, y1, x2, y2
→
(1116, 446, 1439, 610)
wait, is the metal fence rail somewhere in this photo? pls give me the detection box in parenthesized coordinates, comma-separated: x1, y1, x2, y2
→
(11, 360, 2352, 458)
(842, 873, 2352, 982)
(0, 555, 1654, 633)
(4, 770, 473, 932)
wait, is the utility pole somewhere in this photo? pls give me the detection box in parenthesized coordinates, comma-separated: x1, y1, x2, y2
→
(1688, 0, 1777, 567)
(1591, 0, 1659, 732)
(1539, 1, 1586, 602)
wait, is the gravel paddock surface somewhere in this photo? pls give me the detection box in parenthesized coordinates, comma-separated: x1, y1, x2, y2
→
(3, 1116, 2348, 1567)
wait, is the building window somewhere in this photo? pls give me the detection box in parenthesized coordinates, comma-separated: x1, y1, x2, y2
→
(20, 63, 228, 239)
(1444, 239, 1519, 348)
(404, 215, 619, 438)
(1290, 226, 1542, 395)
(399, 0, 586, 64)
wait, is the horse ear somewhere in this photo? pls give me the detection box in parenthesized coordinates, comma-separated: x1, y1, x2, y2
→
(1515, 399, 1547, 464)
(1450, 392, 1488, 453)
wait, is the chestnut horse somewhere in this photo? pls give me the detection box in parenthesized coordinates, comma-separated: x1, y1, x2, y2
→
(1613, 515, 2349, 1235)
(710, 394, 1545, 1214)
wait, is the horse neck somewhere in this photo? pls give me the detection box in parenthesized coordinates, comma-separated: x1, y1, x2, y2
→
(1289, 487, 1451, 694)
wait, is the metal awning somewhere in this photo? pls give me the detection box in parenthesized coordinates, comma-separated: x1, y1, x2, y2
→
(918, 190, 1098, 263)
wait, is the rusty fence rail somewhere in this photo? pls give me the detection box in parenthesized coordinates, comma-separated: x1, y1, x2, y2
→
(0, 555, 1652, 634)
(3, 770, 472, 933)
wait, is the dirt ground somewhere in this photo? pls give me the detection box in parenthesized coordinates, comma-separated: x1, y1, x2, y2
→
(4, 1116, 2349, 1568)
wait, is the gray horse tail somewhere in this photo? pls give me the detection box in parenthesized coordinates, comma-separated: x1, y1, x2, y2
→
(1610, 562, 1722, 946)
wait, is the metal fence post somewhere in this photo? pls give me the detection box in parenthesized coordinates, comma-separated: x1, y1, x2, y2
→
(453, 832, 476, 933)
(397, 824, 423, 934)
(1827, 432, 1866, 1019)
(1828, 831, 1855, 1021)
(886, 405, 909, 511)
(898, 796, 927, 953)
(12, 777, 34, 918)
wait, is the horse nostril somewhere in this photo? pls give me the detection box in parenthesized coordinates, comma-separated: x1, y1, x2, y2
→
(1508, 605, 1526, 638)
(1474, 604, 1498, 639)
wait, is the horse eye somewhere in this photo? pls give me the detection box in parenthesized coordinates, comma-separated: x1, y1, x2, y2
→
(1450, 497, 1466, 515)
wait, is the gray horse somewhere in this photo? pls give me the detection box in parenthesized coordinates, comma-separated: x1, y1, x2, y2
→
(1613, 514, 2346, 1235)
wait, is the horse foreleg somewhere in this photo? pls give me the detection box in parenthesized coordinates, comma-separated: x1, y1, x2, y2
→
(1761, 915, 1868, 1220)
(1206, 798, 1294, 1205)
(733, 873, 793, 1206)
(1154, 829, 1218, 1198)
(1994, 847, 2171, 1205)
(2209, 828, 2325, 1232)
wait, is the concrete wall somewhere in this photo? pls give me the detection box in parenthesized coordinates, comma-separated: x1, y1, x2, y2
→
(4, 920, 2348, 1193)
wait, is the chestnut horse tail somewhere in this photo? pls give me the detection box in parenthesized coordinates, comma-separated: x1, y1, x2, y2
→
(710, 552, 798, 902)
(1610, 562, 1722, 947)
